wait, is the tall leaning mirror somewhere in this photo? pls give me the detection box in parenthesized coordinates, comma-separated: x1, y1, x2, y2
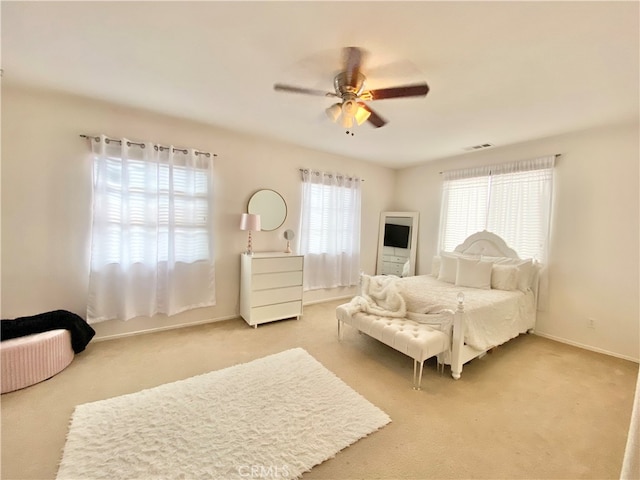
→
(376, 212, 419, 276)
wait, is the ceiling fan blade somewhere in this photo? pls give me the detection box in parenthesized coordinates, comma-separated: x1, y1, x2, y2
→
(364, 82, 430, 100)
(359, 103, 387, 128)
(274, 83, 338, 97)
(343, 46, 366, 88)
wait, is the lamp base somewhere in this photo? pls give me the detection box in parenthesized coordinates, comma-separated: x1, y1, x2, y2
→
(245, 231, 254, 256)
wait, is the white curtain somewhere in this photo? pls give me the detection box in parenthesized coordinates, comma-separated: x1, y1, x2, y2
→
(439, 155, 555, 263)
(298, 169, 361, 290)
(87, 135, 215, 323)
(439, 156, 555, 309)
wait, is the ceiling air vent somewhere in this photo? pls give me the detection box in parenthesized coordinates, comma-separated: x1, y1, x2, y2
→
(464, 143, 494, 151)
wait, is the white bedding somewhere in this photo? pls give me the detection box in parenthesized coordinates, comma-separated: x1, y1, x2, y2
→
(348, 274, 535, 351)
(400, 275, 535, 350)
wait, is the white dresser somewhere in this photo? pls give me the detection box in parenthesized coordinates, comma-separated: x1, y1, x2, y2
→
(240, 252, 304, 328)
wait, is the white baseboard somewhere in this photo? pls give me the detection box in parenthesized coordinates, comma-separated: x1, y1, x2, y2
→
(93, 297, 351, 343)
(93, 314, 238, 343)
(303, 295, 353, 306)
(534, 332, 639, 363)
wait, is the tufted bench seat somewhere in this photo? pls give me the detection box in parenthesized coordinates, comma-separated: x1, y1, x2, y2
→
(336, 304, 449, 389)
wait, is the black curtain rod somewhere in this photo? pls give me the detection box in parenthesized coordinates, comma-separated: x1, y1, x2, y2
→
(80, 135, 216, 158)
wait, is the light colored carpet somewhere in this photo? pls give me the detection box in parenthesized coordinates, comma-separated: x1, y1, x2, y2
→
(1, 300, 638, 479)
(56, 347, 390, 480)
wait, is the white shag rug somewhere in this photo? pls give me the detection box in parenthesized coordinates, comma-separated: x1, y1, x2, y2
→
(57, 348, 391, 480)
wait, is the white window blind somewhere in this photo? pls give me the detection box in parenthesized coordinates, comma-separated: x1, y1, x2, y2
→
(299, 170, 361, 290)
(439, 156, 555, 262)
(94, 157, 210, 266)
(87, 135, 215, 323)
(305, 183, 358, 254)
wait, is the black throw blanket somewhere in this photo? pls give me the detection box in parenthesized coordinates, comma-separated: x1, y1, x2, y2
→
(1, 310, 96, 353)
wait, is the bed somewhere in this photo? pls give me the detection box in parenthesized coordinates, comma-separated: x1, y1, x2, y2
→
(336, 231, 539, 388)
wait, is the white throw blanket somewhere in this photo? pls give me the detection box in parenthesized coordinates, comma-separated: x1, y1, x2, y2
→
(345, 274, 454, 322)
(344, 274, 536, 351)
(344, 275, 407, 318)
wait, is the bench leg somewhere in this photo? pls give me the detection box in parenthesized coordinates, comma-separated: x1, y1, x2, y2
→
(413, 359, 424, 390)
(436, 354, 445, 376)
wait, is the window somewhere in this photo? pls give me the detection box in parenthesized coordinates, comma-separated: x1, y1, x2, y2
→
(93, 157, 210, 266)
(304, 183, 358, 254)
(439, 156, 555, 262)
(299, 170, 361, 290)
(87, 136, 215, 323)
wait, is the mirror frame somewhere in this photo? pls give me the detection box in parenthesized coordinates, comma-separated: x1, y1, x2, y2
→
(247, 189, 287, 231)
(376, 211, 419, 277)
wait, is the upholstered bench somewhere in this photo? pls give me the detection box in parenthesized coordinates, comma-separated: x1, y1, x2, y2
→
(1, 329, 75, 394)
(336, 304, 449, 389)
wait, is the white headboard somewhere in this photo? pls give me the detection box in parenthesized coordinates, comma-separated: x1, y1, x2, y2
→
(453, 230, 520, 259)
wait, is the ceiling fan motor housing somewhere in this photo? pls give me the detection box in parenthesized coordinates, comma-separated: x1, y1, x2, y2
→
(334, 72, 366, 97)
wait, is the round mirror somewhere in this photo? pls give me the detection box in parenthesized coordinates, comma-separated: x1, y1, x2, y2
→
(247, 189, 287, 231)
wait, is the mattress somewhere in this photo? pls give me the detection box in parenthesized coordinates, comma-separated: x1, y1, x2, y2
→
(396, 275, 536, 351)
(1, 329, 74, 394)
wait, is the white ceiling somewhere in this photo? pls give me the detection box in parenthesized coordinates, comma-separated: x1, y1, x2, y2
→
(2, 1, 638, 169)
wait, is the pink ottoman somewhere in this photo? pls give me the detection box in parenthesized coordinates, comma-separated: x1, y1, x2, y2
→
(1, 329, 74, 394)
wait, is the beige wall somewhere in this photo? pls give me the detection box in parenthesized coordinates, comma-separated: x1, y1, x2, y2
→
(395, 122, 640, 361)
(2, 85, 638, 361)
(1, 85, 395, 339)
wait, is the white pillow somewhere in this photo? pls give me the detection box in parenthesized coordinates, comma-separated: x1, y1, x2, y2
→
(516, 260, 534, 291)
(402, 259, 410, 277)
(482, 255, 534, 292)
(455, 257, 493, 289)
(437, 254, 458, 283)
(481, 255, 519, 265)
(431, 256, 441, 277)
(491, 264, 519, 291)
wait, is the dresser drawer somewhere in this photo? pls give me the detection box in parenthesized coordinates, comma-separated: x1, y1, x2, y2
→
(251, 286, 302, 307)
(382, 262, 404, 275)
(383, 255, 408, 264)
(252, 271, 303, 291)
(250, 301, 302, 324)
(252, 256, 303, 274)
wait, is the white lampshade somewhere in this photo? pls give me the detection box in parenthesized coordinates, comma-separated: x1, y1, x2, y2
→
(341, 116, 353, 129)
(325, 103, 342, 122)
(341, 100, 357, 117)
(240, 213, 261, 232)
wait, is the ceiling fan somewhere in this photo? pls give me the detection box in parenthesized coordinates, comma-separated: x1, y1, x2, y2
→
(273, 47, 429, 130)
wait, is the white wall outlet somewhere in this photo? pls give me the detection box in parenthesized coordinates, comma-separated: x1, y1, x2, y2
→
(587, 317, 596, 329)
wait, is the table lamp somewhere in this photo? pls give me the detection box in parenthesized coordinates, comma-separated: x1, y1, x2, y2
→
(240, 213, 261, 255)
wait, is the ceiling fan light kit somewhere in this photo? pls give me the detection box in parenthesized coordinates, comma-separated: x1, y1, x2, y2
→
(274, 46, 430, 131)
(353, 104, 371, 125)
(326, 103, 342, 122)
